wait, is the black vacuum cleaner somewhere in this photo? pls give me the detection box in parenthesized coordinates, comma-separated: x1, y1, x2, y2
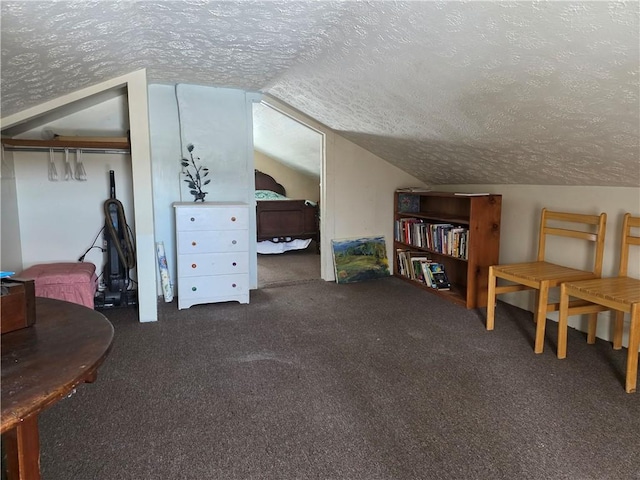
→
(94, 170, 137, 309)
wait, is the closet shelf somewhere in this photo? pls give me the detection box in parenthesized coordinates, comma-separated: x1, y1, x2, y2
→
(1, 137, 130, 151)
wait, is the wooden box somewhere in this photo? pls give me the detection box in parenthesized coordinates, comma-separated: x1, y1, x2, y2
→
(1, 279, 36, 334)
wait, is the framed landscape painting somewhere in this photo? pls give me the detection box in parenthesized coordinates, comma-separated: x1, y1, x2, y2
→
(331, 236, 390, 284)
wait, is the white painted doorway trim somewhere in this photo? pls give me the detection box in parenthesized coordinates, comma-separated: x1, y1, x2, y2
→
(253, 97, 329, 281)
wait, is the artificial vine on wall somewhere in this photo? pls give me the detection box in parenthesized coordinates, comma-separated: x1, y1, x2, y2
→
(181, 143, 210, 202)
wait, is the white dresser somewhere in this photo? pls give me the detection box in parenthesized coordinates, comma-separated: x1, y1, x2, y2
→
(173, 202, 250, 309)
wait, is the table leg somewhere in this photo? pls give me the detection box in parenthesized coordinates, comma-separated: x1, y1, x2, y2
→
(2, 415, 41, 480)
(84, 368, 98, 384)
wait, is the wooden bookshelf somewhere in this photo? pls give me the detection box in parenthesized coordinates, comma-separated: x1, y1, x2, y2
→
(393, 191, 502, 308)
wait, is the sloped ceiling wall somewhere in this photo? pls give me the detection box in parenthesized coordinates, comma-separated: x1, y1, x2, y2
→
(1, 1, 638, 186)
(253, 103, 323, 178)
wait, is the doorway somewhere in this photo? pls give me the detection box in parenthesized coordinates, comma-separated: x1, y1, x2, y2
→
(252, 101, 324, 287)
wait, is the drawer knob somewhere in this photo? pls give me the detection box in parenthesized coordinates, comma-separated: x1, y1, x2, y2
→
(191, 286, 197, 291)
(232, 283, 237, 288)
(232, 240, 237, 245)
(190, 217, 195, 222)
(231, 216, 236, 222)
(192, 241, 197, 246)
(232, 262, 237, 266)
(191, 263, 197, 269)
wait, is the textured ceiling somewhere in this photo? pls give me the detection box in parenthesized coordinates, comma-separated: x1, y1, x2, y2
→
(1, 1, 639, 186)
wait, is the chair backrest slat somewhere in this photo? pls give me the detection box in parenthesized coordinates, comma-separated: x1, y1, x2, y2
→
(545, 210, 604, 225)
(536, 208, 607, 276)
(619, 213, 640, 277)
(543, 227, 599, 242)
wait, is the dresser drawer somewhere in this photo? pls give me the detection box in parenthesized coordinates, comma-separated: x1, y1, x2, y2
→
(176, 206, 248, 231)
(177, 230, 248, 254)
(178, 253, 249, 277)
(179, 274, 249, 300)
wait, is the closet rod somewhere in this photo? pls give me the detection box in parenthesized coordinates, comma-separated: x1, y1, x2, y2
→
(1, 137, 130, 150)
(2, 146, 130, 154)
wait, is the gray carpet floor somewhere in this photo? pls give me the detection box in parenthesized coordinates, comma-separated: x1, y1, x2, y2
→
(257, 243, 320, 287)
(38, 277, 639, 480)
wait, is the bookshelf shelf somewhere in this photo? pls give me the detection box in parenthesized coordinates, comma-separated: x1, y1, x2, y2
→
(394, 240, 469, 263)
(394, 191, 502, 309)
(396, 211, 470, 225)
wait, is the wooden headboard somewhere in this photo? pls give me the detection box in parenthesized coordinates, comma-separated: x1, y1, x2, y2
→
(255, 170, 286, 196)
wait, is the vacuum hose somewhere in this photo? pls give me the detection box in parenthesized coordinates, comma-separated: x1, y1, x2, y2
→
(103, 198, 136, 270)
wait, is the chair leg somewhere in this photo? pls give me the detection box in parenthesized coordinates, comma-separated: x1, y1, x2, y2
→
(486, 266, 497, 331)
(557, 283, 569, 359)
(625, 304, 639, 394)
(533, 290, 540, 323)
(587, 313, 598, 344)
(613, 310, 624, 350)
(534, 281, 550, 354)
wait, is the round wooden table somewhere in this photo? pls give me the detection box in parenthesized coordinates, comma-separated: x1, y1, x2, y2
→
(1, 297, 114, 480)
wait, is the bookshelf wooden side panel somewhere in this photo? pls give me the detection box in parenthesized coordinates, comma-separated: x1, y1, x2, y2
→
(467, 195, 502, 308)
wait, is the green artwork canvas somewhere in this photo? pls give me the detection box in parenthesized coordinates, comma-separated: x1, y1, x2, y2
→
(331, 236, 391, 284)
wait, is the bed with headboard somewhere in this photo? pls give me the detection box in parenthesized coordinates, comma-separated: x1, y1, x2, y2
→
(255, 169, 319, 253)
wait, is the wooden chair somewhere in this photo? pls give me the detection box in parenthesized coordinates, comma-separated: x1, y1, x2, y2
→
(558, 213, 640, 393)
(486, 209, 607, 354)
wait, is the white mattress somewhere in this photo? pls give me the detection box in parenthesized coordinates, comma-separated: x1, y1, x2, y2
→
(257, 238, 312, 254)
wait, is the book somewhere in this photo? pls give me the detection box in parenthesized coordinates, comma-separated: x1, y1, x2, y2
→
(396, 249, 409, 278)
(420, 261, 434, 287)
(428, 263, 451, 290)
(410, 256, 430, 284)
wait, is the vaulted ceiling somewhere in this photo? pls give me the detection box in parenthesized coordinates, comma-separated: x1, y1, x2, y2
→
(2, 1, 638, 186)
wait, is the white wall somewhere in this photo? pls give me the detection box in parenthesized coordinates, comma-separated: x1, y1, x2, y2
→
(1, 150, 23, 273)
(10, 97, 134, 276)
(147, 90, 424, 288)
(2, 70, 157, 322)
(327, 134, 424, 277)
(441, 184, 640, 349)
(148, 84, 181, 298)
(260, 97, 426, 281)
(7, 78, 636, 347)
(14, 150, 134, 270)
(175, 85, 254, 204)
(4, 80, 423, 309)
(148, 84, 259, 291)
